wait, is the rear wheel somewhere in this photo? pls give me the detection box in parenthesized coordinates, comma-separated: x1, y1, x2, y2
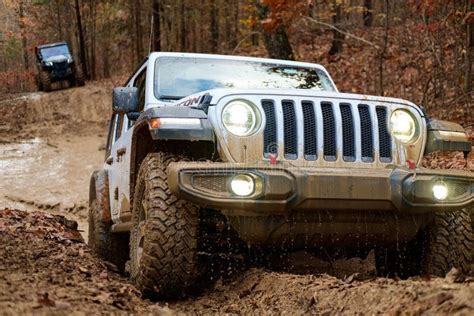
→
(376, 209, 473, 278)
(36, 73, 43, 91)
(74, 65, 85, 86)
(40, 71, 51, 92)
(88, 199, 129, 271)
(129, 152, 200, 298)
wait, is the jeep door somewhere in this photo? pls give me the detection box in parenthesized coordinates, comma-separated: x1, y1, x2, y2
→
(104, 113, 125, 222)
(113, 64, 147, 222)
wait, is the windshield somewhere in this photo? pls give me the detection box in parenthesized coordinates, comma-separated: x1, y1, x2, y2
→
(40, 45, 71, 59)
(154, 57, 336, 100)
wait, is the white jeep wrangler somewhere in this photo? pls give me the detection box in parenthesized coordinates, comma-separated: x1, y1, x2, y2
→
(89, 52, 473, 298)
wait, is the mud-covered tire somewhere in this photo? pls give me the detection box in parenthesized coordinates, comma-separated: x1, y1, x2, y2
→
(36, 74, 43, 91)
(129, 152, 200, 298)
(88, 199, 129, 271)
(40, 71, 51, 92)
(74, 65, 85, 86)
(421, 209, 473, 276)
(376, 209, 473, 278)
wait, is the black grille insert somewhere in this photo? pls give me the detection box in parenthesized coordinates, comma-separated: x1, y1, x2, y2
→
(302, 101, 317, 160)
(340, 103, 355, 161)
(321, 102, 336, 160)
(376, 106, 392, 162)
(282, 100, 298, 159)
(358, 105, 374, 162)
(262, 100, 277, 157)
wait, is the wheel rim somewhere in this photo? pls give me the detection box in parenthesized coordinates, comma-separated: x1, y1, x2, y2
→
(136, 199, 147, 265)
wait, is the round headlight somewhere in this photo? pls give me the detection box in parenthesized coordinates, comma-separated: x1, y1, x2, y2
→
(222, 100, 259, 136)
(390, 110, 418, 143)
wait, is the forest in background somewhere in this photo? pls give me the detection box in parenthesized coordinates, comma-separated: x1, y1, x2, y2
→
(0, 0, 473, 126)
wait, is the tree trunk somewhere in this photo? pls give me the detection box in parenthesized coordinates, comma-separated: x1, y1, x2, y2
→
(152, 0, 161, 52)
(134, 0, 144, 62)
(74, 0, 87, 77)
(90, 0, 97, 80)
(18, 0, 29, 70)
(210, 0, 219, 53)
(180, 0, 186, 51)
(55, 2, 63, 41)
(363, 0, 373, 27)
(329, 0, 344, 55)
(377, 0, 389, 96)
(465, 0, 473, 93)
(256, 3, 294, 60)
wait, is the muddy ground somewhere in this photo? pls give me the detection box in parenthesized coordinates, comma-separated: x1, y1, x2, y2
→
(1, 84, 473, 315)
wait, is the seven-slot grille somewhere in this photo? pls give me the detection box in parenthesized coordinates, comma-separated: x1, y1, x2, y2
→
(262, 100, 393, 163)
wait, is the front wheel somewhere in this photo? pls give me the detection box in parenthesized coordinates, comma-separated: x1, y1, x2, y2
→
(129, 152, 200, 298)
(376, 209, 473, 278)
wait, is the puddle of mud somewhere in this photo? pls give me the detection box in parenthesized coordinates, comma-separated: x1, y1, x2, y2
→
(0, 135, 104, 238)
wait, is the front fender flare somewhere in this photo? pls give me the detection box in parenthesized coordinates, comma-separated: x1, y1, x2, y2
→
(425, 120, 472, 155)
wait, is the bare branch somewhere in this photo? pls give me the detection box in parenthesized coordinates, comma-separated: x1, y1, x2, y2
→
(304, 16, 380, 50)
(232, 31, 261, 54)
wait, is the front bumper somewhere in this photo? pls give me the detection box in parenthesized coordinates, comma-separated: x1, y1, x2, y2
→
(167, 163, 474, 215)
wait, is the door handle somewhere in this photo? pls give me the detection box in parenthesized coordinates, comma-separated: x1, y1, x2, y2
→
(117, 147, 126, 156)
(116, 147, 126, 162)
(105, 156, 113, 165)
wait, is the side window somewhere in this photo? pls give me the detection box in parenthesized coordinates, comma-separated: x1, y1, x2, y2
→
(105, 114, 117, 155)
(115, 114, 124, 142)
(134, 68, 146, 112)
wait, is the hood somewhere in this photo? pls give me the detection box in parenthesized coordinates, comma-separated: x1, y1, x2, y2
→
(165, 88, 424, 116)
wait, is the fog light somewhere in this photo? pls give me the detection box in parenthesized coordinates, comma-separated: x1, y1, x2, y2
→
(230, 174, 255, 196)
(432, 182, 448, 201)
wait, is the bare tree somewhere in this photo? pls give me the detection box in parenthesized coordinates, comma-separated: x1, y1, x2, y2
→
(363, 0, 373, 27)
(74, 0, 87, 77)
(465, 0, 473, 93)
(329, 0, 344, 55)
(18, 0, 29, 70)
(152, 0, 162, 52)
(256, 2, 294, 60)
(210, 0, 219, 53)
(378, 0, 389, 96)
(134, 0, 144, 62)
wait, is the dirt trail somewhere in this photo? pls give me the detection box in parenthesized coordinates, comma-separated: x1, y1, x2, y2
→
(1, 83, 473, 314)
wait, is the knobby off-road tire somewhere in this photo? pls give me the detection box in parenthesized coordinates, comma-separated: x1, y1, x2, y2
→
(129, 152, 200, 298)
(40, 71, 51, 92)
(88, 200, 129, 272)
(36, 74, 43, 91)
(74, 65, 86, 87)
(376, 209, 473, 278)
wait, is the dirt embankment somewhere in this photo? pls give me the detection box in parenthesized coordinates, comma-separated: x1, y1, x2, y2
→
(1, 209, 474, 315)
(0, 84, 112, 142)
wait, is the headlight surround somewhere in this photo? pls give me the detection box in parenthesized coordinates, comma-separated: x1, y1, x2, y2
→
(222, 100, 260, 137)
(390, 109, 419, 143)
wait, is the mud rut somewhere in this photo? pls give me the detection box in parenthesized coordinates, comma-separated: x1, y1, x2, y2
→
(0, 85, 473, 315)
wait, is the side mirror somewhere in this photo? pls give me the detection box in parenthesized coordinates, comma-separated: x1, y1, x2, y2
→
(112, 87, 138, 114)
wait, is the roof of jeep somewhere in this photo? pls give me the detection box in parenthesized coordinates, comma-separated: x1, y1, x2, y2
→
(36, 42, 69, 50)
(147, 52, 328, 72)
